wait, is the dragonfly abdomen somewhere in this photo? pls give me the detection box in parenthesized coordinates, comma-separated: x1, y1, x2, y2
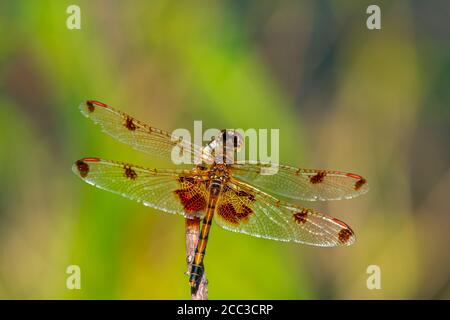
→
(189, 180, 222, 293)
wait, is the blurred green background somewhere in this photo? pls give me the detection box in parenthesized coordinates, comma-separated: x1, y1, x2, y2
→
(0, 0, 449, 299)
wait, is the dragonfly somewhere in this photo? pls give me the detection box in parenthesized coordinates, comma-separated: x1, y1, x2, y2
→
(73, 100, 369, 293)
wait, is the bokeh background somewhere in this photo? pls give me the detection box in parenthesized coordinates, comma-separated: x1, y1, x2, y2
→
(0, 0, 449, 299)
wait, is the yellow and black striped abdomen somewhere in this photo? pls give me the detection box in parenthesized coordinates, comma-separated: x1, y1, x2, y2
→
(189, 181, 222, 293)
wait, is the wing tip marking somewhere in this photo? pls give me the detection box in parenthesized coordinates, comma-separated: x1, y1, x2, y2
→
(74, 159, 89, 178)
(346, 173, 368, 191)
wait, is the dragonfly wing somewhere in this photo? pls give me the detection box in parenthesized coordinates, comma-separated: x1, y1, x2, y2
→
(80, 101, 213, 163)
(73, 157, 209, 218)
(213, 178, 355, 246)
(231, 162, 369, 201)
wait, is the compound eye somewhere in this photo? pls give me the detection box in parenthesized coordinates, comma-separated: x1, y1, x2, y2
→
(227, 130, 244, 151)
(218, 129, 244, 151)
(221, 130, 228, 145)
(231, 131, 243, 151)
(233, 135, 239, 148)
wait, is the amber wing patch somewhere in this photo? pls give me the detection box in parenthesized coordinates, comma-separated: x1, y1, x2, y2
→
(217, 202, 252, 225)
(235, 190, 255, 202)
(216, 186, 255, 225)
(174, 177, 208, 214)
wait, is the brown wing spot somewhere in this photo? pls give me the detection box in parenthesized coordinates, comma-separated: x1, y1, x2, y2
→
(354, 178, 367, 191)
(76, 160, 89, 178)
(178, 176, 196, 184)
(235, 190, 255, 202)
(293, 209, 308, 224)
(338, 229, 353, 245)
(124, 116, 136, 131)
(124, 165, 137, 180)
(310, 171, 326, 184)
(86, 101, 95, 112)
(86, 100, 108, 111)
(217, 202, 252, 225)
(175, 178, 207, 213)
(174, 189, 207, 213)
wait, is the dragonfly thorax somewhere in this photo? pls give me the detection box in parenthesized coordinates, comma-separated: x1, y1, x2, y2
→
(207, 164, 230, 183)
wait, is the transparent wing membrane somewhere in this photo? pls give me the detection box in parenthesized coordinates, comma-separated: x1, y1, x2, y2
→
(80, 101, 213, 164)
(231, 162, 369, 201)
(73, 101, 367, 247)
(214, 178, 355, 246)
(72, 157, 208, 218)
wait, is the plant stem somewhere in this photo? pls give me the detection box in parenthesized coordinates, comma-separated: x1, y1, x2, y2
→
(185, 217, 208, 300)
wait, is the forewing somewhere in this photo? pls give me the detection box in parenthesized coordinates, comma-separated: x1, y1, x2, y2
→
(231, 162, 369, 201)
(213, 178, 355, 246)
(72, 157, 209, 218)
(80, 101, 213, 163)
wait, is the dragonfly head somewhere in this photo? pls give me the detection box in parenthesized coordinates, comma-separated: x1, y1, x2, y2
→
(203, 129, 244, 165)
(216, 129, 244, 164)
(219, 129, 244, 152)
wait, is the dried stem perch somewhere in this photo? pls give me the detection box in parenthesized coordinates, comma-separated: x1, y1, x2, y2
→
(185, 217, 208, 300)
